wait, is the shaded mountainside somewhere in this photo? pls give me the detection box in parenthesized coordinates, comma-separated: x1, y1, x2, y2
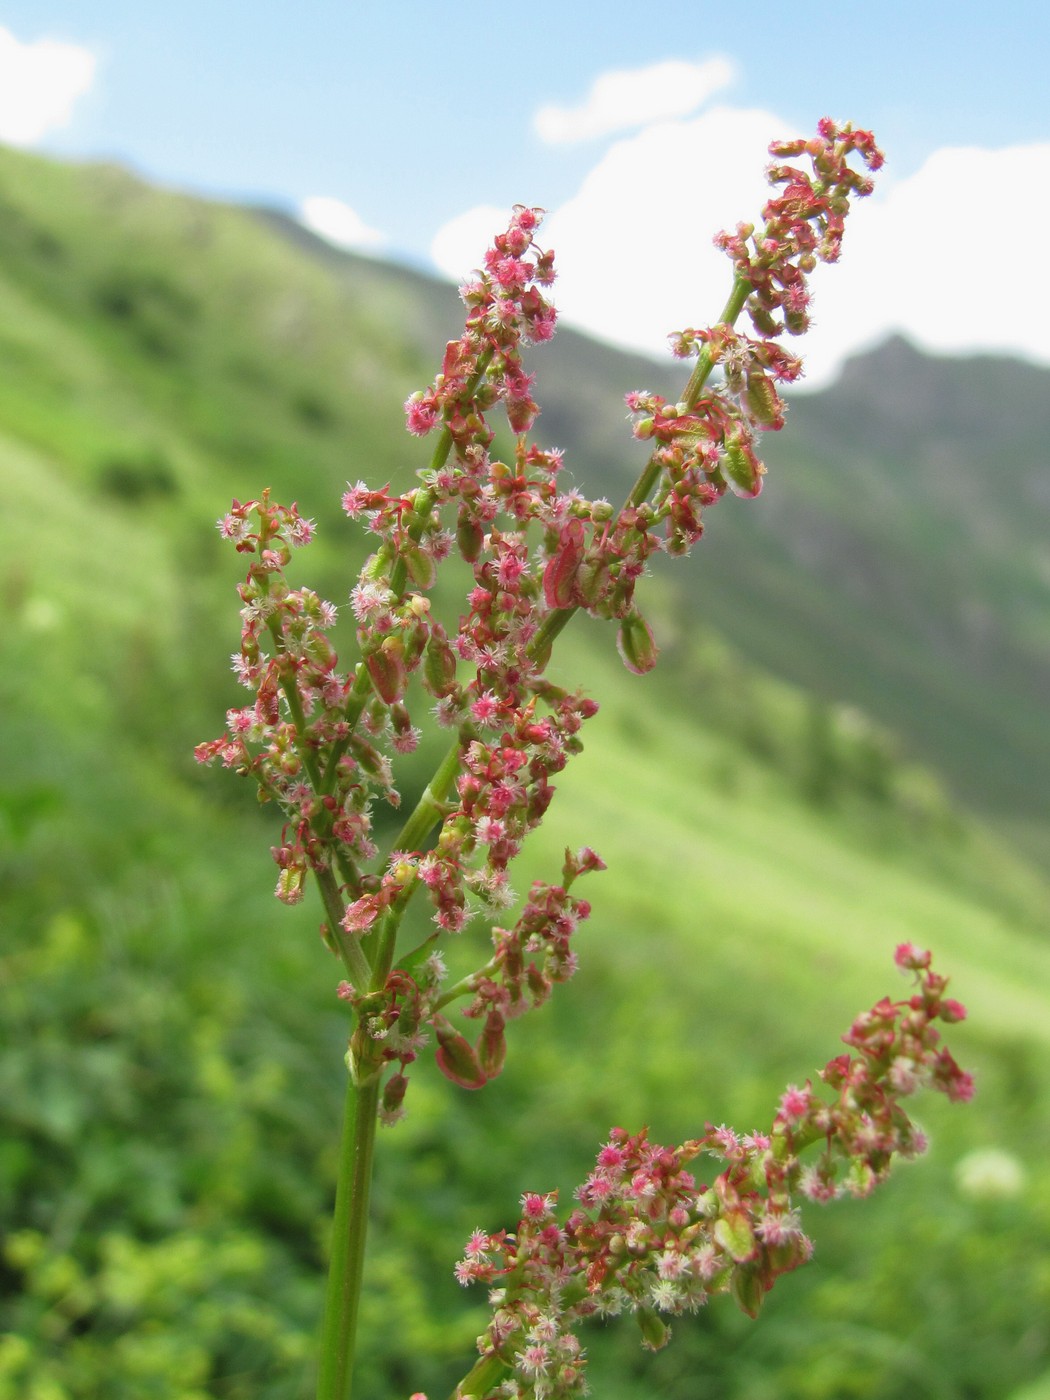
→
(698, 337, 1050, 854)
(260, 205, 1050, 858)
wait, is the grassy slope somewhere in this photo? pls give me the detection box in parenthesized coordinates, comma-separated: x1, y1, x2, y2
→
(1, 144, 1049, 1397)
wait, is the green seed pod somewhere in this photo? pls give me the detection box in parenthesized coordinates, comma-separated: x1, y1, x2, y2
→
(745, 371, 782, 427)
(423, 628, 458, 697)
(636, 1306, 671, 1352)
(714, 1210, 757, 1263)
(748, 300, 781, 337)
(721, 441, 764, 498)
(381, 1071, 408, 1118)
(366, 639, 407, 704)
(477, 1009, 506, 1080)
(543, 519, 585, 610)
(456, 512, 484, 563)
(404, 544, 436, 590)
(616, 610, 659, 675)
(731, 1265, 765, 1319)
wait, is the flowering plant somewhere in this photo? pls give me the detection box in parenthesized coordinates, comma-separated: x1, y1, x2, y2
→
(196, 119, 972, 1399)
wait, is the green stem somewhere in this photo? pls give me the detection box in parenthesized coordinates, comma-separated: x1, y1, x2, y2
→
(448, 1352, 511, 1400)
(314, 352, 500, 1400)
(316, 1070, 381, 1400)
(316, 865, 372, 988)
(395, 736, 468, 855)
(316, 275, 759, 1400)
(680, 273, 752, 408)
(431, 956, 498, 1013)
(367, 732, 473, 988)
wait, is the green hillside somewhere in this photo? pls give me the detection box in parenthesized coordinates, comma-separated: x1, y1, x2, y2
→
(1, 143, 1049, 1399)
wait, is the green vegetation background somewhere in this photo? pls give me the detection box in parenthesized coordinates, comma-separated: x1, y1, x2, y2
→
(2, 145, 1049, 1399)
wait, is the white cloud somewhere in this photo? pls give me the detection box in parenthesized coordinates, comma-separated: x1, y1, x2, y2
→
(429, 106, 1050, 390)
(801, 142, 1050, 384)
(534, 56, 735, 145)
(537, 112, 1050, 388)
(429, 203, 510, 282)
(0, 25, 97, 146)
(539, 103, 785, 358)
(299, 195, 386, 253)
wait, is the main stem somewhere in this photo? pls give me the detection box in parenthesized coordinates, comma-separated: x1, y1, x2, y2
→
(315, 275, 753, 1400)
(316, 1071, 381, 1400)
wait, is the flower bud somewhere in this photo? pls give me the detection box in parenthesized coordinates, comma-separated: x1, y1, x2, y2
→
(616, 610, 659, 675)
(543, 519, 585, 610)
(721, 440, 765, 498)
(366, 639, 408, 704)
(477, 1009, 506, 1080)
(730, 1265, 765, 1319)
(433, 1015, 487, 1090)
(636, 1306, 670, 1352)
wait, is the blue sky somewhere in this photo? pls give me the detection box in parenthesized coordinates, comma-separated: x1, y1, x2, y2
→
(2, 1, 1049, 383)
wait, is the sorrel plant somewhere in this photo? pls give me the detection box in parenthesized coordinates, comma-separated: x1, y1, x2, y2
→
(196, 119, 973, 1399)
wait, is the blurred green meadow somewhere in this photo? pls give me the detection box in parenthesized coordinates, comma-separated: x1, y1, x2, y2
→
(1, 143, 1049, 1398)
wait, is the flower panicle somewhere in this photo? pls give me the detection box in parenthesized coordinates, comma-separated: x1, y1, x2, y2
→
(198, 120, 885, 1127)
(453, 950, 970, 1399)
(635, 119, 886, 561)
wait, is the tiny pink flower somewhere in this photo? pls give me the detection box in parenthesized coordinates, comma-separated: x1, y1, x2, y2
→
(287, 514, 316, 546)
(464, 1228, 491, 1260)
(470, 691, 501, 726)
(521, 1191, 556, 1221)
(518, 1343, 551, 1378)
(341, 480, 375, 517)
(656, 1249, 688, 1281)
(349, 580, 393, 621)
(778, 1084, 810, 1122)
(475, 815, 506, 845)
(217, 512, 250, 542)
(895, 942, 931, 971)
(405, 392, 439, 436)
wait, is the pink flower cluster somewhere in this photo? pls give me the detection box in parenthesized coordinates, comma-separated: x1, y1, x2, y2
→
(451, 951, 971, 1399)
(625, 118, 885, 554)
(197, 121, 885, 1117)
(404, 204, 555, 445)
(196, 491, 385, 904)
(352, 850, 606, 1113)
